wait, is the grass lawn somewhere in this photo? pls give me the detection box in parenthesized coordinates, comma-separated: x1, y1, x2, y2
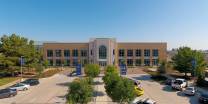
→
(0, 77, 20, 86)
(37, 69, 62, 78)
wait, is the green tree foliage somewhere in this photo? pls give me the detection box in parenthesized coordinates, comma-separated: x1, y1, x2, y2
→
(84, 64, 100, 78)
(172, 47, 207, 78)
(103, 65, 136, 103)
(0, 34, 42, 76)
(67, 78, 93, 104)
(157, 61, 167, 74)
(172, 47, 194, 77)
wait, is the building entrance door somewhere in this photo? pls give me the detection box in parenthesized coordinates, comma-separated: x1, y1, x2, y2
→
(99, 61, 107, 66)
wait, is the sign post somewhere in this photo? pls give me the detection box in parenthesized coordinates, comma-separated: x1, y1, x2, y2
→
(20, 56, 24, 81)
(191, 59, 197, 77)
(120, 64, 127, 76)
(76, 64, 82, 76)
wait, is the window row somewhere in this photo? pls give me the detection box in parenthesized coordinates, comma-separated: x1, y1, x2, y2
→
(47, 59, 88, 66)
(47, 49, 88, 57)
(118, 59, 159, 66)
(119, 49, 159, 57)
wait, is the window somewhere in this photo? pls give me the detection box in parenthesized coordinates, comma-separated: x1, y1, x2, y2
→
(119, 59, 125, 65)
(56, 59, 61, 66)
(73, 59, 78, 66)
(73, 49, 78, 57)
(127, 59, 133, 66)
(135, 59, 141, 66)
(99, 45, 107, 59)
(47, 50, 53, 57)
(64, 59, 70, 66)
(113, 49, 115, 55)
(127, 49, 133, 57)
(55, 50, 62, 57)
(144, 49, 150, 57)
(119, 49, 125, 57)
(81, 59, 88, 66)
(153, 49, 159, 57)
(64, 50, 70, 57)
(48, 59, 53, 66)
(144, 59, 150, 66)
(152, 59, 159, 66)
(81, 50, 88, 57)
(135, 49, 141, 57)
(91, 49, 93, 55)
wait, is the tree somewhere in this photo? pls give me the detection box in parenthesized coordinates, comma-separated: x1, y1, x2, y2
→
(172, 47, 194, 77)
(172, 47, 207, 78)
(157, 61, 167, 74)
(84, 64, 100, 78)
(42, 60, 49, 69)
(0, 34, 42, 76)
(103, 65, 136, 104)
(111, 77, 136, 103)
(67, 78, 93, 104)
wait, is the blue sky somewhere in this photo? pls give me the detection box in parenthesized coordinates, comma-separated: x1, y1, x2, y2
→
(0, 0, 208, 50)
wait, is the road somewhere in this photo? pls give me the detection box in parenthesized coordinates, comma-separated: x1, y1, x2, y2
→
(127, 74, 199, 104)
(0, 70, 75, 104)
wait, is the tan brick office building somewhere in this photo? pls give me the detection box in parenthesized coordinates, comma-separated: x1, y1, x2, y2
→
(43, 38, 167, 67)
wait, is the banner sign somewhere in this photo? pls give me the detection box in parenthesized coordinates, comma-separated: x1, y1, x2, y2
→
(120, 64, 127, 75)
(76, 64, 82, 75)
(19, 57, 25, 65)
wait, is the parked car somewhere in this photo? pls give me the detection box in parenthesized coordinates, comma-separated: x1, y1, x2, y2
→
(199, 93, 208, 104)
(132, 97, 156, 104)
(165, 78, 174, 85)
(171, 78, 188, 90)
(0, 88, 17, 99)
(9, 83, 30, 91)
(128, 78, 141, 88)
(184, 87, 196, 96)
(134, 86, 144, 96)
(21, 78, 39, 86)
(68, 71, 76, 77)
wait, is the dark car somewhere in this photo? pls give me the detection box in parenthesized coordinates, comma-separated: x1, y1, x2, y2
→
(68, 71, 77, 77)
(199, 93, 208, 104)
(165, 79, 174, 85)
(0, 89, 17, 99)
(21, 79, 39, 86)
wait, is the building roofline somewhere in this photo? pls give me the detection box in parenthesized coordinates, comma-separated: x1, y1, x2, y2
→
(117, 42, 167, 44)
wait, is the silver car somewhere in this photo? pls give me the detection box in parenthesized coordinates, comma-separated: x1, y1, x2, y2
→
(184, 87, 196, 96)
(9, 83, 30, 91)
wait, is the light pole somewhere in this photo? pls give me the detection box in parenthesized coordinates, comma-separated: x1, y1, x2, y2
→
(20, 56, 24, 81)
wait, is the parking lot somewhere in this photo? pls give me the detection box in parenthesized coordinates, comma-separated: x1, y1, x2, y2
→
(0, 70, 205, 104)
(0, 70, 75, 104)
(127, 74, 200, 104)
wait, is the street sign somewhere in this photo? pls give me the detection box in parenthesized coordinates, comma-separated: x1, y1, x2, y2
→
(19, 57, 25, 65)
(76, 64, 82, 75)
(192, 59, 197, 69)
(120, 64, 127, 75)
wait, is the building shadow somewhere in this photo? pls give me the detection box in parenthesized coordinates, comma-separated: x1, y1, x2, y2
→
(132, 75, 153, 81)
(176, 91, 199, 104)
(162, 85, 176, 92)
(93, 91, 105, 97)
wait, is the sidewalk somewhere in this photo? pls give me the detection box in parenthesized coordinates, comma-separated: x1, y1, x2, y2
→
(89, 75, 116, 104)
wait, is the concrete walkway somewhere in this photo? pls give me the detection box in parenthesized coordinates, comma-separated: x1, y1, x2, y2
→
(90, 75, 116, 104)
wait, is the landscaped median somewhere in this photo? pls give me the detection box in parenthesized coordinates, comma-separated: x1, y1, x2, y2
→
(0, 77, 20, 86)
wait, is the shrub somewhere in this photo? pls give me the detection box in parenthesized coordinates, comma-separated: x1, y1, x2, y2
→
(84, 64, 100, 78)
(67, 78, 93, 104)
(103, 65, 136, 103)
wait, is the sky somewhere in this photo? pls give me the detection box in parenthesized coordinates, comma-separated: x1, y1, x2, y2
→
(0, 0, 208, 50)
